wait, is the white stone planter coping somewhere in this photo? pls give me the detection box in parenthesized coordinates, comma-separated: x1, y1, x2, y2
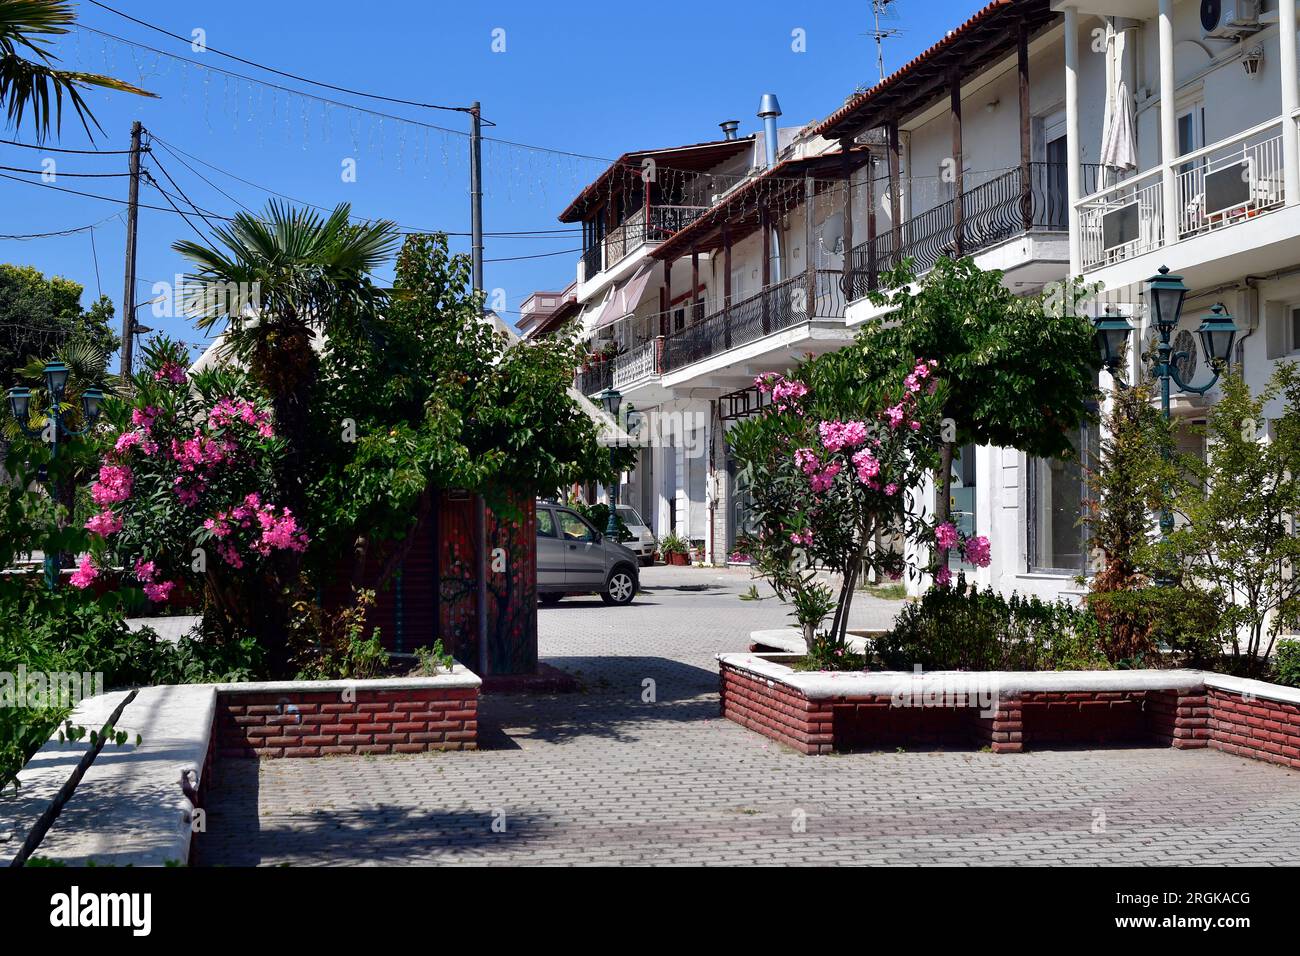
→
(718, 651, 1300, 707)
(748, 628, 882, 655)
(210, 665, 481, 695)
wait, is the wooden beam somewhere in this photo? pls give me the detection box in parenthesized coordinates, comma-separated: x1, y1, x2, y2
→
(950, 71, 964, 258)
(722, 223, 732, 350)
(840, 141, 856, 300)
(888, 120, 902, 269)
(1018, 17, 1033, 232)
(761, 207, 771, 334)
(804, 174, 817, 320)
(661, 259, 672, 337)
(690, 244, 700, 324)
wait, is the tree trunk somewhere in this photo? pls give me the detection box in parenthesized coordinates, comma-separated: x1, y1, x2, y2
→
(935, 439, 956, 567)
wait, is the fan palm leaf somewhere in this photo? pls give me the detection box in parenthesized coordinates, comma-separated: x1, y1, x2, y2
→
(0, 0, 155, 141)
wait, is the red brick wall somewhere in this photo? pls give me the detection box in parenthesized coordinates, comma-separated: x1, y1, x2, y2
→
(1207, 687, 1300, 770)
(215, 687, 478, 759)
(719, 666, 833, 754)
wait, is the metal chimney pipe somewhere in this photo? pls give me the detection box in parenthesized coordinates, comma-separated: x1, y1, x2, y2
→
(719, 119, 740, 140)
(757, 93, 782, 167)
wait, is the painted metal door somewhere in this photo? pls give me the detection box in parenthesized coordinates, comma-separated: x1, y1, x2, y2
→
(557, 509, 606, 588)
(536, 507, 565, 589)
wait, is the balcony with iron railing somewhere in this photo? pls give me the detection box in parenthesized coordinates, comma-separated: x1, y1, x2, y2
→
(580, 205, 711, 282)
(1077, 118, 1289, 273)
(846, 162, 1101, 300)
(662, 269, 848, 373)
(575, 269, 850, 391)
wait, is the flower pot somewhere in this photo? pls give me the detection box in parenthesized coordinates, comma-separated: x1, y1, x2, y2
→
(668, 552, 689, 566)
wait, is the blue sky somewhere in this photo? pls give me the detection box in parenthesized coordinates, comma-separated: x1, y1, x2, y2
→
(2, 0, 978, 355)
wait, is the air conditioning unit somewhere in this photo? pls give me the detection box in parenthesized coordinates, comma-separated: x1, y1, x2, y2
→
(1200, 0, 1261, 39)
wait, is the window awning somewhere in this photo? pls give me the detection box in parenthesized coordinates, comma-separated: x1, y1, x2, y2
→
(590, 265, 654, 332)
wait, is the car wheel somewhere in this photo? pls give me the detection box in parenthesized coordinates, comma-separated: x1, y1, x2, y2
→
(601, 567, 636, 605)
(539, 593, 563, 605)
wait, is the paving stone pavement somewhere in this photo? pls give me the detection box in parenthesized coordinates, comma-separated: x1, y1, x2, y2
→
(195, 566, 1300, 866)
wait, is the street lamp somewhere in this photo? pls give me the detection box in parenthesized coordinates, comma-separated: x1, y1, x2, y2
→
(596, 386, 624, 537)
(1091, 264, 1239, 550)
(6, 360, 106, 588)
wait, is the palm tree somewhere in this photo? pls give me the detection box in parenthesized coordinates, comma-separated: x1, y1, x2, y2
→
(0, 0, 154, 141)
(174, 201, 399, 512)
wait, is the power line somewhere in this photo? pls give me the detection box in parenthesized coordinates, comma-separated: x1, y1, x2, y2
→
(0, 137, 132, 154)
(85, 1, 486, 119)
(0, 213, 120, 240)
(146, 130, 581, 237)
(485, 248, 581, 263)
(0, 164, 129, 177)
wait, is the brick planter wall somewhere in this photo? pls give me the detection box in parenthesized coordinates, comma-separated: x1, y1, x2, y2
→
(720, 665, 833, 754)
(214, 675, 480, 759)
(1207, 687, 1300, 769)
(718, 655, 1300, 770)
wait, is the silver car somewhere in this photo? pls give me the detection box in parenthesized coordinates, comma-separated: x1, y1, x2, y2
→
(614, 504, 656, 566)
(536, 502, 640, 606)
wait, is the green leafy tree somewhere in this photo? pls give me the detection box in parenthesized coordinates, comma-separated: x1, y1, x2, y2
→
(0, 264, 118, 382)
(863, 256, 1101, 562)
(1156, 366, 1300, 673)
(0, 0, 154, 140)
(306, 233, 619, 596)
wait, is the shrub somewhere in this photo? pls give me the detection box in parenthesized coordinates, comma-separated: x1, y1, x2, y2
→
(568, 501, 631, 542)
(875, 578, 1108, 671)
(1274, 640, 1300, 689)
(1086, 586, 1224, 667)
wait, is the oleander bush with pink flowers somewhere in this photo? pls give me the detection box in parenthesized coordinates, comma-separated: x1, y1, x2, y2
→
(75, 337, 306, 641)
(730, 346, 991, 664)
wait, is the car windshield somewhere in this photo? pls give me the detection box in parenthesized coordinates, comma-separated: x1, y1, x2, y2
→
(615, 505, 645, 526)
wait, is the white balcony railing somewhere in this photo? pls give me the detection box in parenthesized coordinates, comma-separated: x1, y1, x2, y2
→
(1078, 116, 1290, 273)
(612, 338, 661, 389)
(1174, 124, 1285, 239)
(1078, 169, 1164, 272)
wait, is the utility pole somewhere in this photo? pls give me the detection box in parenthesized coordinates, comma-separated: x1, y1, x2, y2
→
(119, 120, 143, 379)
(468, 101, 489, 678)
(469, 101, 484, 296)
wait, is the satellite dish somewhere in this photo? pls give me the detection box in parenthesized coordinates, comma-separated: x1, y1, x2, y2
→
(820, 212, 845, 255)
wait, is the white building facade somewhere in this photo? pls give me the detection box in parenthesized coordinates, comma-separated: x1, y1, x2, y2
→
(534, 0, 1300, 599)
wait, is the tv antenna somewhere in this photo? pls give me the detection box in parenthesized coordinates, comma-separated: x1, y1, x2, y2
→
(869, 0, 903, 83)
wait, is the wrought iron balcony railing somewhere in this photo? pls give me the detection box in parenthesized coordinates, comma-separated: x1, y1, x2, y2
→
(580, 205, 711, 281)
(661, 269, 847, 373)
(846, 162, 1101, 299)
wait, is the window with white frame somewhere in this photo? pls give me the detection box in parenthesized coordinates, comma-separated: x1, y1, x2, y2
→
(1027, 419, 1099, 575)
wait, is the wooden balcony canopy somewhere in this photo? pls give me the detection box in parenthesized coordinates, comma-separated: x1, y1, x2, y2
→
(812, 0, 1058, 141)
(557, 137, 755, 224)
(649, 148, 872, 261)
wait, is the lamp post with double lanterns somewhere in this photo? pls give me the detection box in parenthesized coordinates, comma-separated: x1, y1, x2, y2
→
(1092, 264, 1238, 543)
(595, 386, 642, 538)
(7, 361, 106, 589)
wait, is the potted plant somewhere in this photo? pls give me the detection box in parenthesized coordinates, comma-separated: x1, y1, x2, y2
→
(659, 531, 690, 566)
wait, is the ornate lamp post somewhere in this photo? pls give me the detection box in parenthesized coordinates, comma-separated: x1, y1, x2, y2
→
(7, 361, 105, 588)
(595, 386, 641, 538)
(1092, 264, 1238, 542)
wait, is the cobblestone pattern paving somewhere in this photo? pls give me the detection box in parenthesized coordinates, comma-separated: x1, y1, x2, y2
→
(195, 567, 1300, 866)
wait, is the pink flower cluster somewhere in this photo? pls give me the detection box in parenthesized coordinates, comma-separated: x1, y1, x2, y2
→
(883, 359, 940, 433)
(934, 521, 959, 551)
(154, 361, 187, 384)
(754, 373, 809, 412)
(818, 420, 868, 453)
(91, 464, 133, 506)
(789, 529, 813, 547)
(204, 493, 308, 564)
(962, 535, 991, 568)
(133, 558, 176, 603)
(851, 449, 882, 488)
(69, 555, 98, 589)
(208, 396, 274, 439)
(85, 510, 123, 538)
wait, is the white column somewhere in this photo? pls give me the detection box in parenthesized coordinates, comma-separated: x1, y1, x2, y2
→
(1065, 6, 1082, 275)
(1158, 0, 1178, 247)
(1281, 0, 1300, 205)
